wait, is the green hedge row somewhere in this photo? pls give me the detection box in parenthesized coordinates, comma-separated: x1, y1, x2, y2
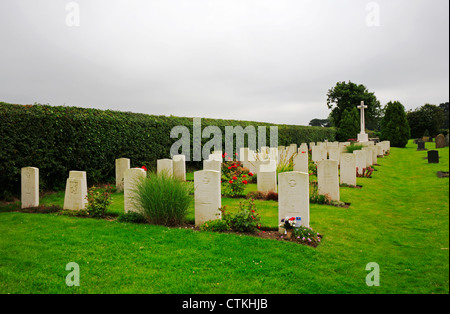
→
(0, 102, 336, 198)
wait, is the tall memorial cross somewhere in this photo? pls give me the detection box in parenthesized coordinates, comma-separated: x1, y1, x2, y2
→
(357, 101, 369, 142)
(357, 101, 368, 134)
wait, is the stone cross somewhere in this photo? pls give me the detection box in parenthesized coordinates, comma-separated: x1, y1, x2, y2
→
(357, 101, 368, 134)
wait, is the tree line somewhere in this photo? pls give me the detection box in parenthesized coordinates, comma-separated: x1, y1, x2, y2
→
(309, 81, 448, 147)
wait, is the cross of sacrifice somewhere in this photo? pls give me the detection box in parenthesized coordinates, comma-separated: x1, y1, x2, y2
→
(357, 101, 368, 134)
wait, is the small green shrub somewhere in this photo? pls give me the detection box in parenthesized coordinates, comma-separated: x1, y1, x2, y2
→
(86, 185, 113, 218)
(132, 172, 191, 226)
(220, 199, 261, 233)
(117, 211, 147, 224)
(199, 219, 231, 232)
(345, 143, 363, 153)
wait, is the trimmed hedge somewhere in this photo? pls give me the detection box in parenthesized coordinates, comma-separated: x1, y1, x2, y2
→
(0, 102, 336, 198)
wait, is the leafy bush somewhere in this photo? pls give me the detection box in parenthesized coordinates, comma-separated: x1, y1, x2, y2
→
(86, 185, 113, 218)
(199, 219, 231, 232)
(265, 191, 278, 201)
(117, 211, 147, 224)
(131, 172, 191, 226)
(219, 199, 261, 233)
(345, 143, 364, 153)
(221, 159, 250, 198)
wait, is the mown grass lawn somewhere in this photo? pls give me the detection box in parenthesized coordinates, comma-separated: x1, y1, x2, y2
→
(0, 140, 448, 293)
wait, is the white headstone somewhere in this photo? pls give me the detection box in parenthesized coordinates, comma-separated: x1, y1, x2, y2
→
(124, 168, 147, 213)
(361, 147, 373, 167)
(257, 169, 277, 193)
(317, 160, 340, 201)
(293, 148, 309, 173)
(353, 150, 366, 176)
(194, 170, 221, 226)
(157, 159, 173, 177)
(312, 146, 327, 163)
(376, 143, 384, 157)
(327, 146, 340, 164)
(203, 159, 221, 174)
(63, 171, 88, 210)
(173, 155, 186, 181)
(340, 153, 356, 186)
(21, 167, 39, 208)
(115, 158, 130, 192)
(278, 171, 310, 232)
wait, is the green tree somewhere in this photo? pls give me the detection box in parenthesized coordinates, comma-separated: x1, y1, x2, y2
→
(308, 118, 330, 127)
(406, 104, 445, 138)
(380, 101, 410, 148)
(327, 81, 381, 130)
(337, 107, 359, 141)
(439, 102, 449, 130)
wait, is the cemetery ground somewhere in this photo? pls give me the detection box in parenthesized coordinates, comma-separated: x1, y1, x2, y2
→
(0, 140, 448, 294)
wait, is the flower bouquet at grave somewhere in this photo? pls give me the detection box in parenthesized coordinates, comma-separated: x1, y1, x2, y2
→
(279, 216, 297, 239)
(221, 153, 252, 198)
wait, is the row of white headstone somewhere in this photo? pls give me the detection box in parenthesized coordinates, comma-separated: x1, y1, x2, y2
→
(20, 139, 390, 232)
(193, 168, 309, 232)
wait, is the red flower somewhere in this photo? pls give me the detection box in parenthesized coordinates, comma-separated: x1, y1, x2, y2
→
(228, 180, 233, 184)
(243, 180, 248, 185)
(232, 176, 237, 180)
(242, 174, 247, 178)
(232, 165, 237, 168)
(141, 166, 147, 171)
(248, 172, 253, 176)
(228, 166, 232, 170)
(289, 217, 295, 221)
(224, 152, 228, 156)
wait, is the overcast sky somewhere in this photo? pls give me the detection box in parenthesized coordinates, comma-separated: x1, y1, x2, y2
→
(0, 0, 448, 125)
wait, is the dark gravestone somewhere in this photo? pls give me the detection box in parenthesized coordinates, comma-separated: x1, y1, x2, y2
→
(446, 134, 449, 147)
(435, 134, 446, 148)
(428, 150, 439, 164)
(417, 140, 427, 151)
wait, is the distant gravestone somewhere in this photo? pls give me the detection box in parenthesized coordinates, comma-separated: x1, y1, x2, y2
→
(427, 150, 439, 164)
(340, 154, 356, 187)
(21, 167, 39, 208)
(312, 146, 327, 163)
(203, 159, 222, 174)
(115, 158, 130, 192)
(257, 167, 277, 193)
(317, 160, 340, 201)
(157, 159, 173, 177)
(278, 171, 310, 232)
(361, 147, 373, 167)
(376, 143, 384, 157)
(194, 170, 221, 226)
(327, 146, 340, 165)
(63, 171, 88, 211)
(293, 149, 309, 173)
(124, 168, 147, 213)
(435, 134, 446, 148)
(173, 155, 186, 181)
(416, 140, 427, 151)
(353, 150, 366, 176)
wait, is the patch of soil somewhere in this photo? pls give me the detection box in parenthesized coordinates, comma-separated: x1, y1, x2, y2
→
(436, 171, 449, 178)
